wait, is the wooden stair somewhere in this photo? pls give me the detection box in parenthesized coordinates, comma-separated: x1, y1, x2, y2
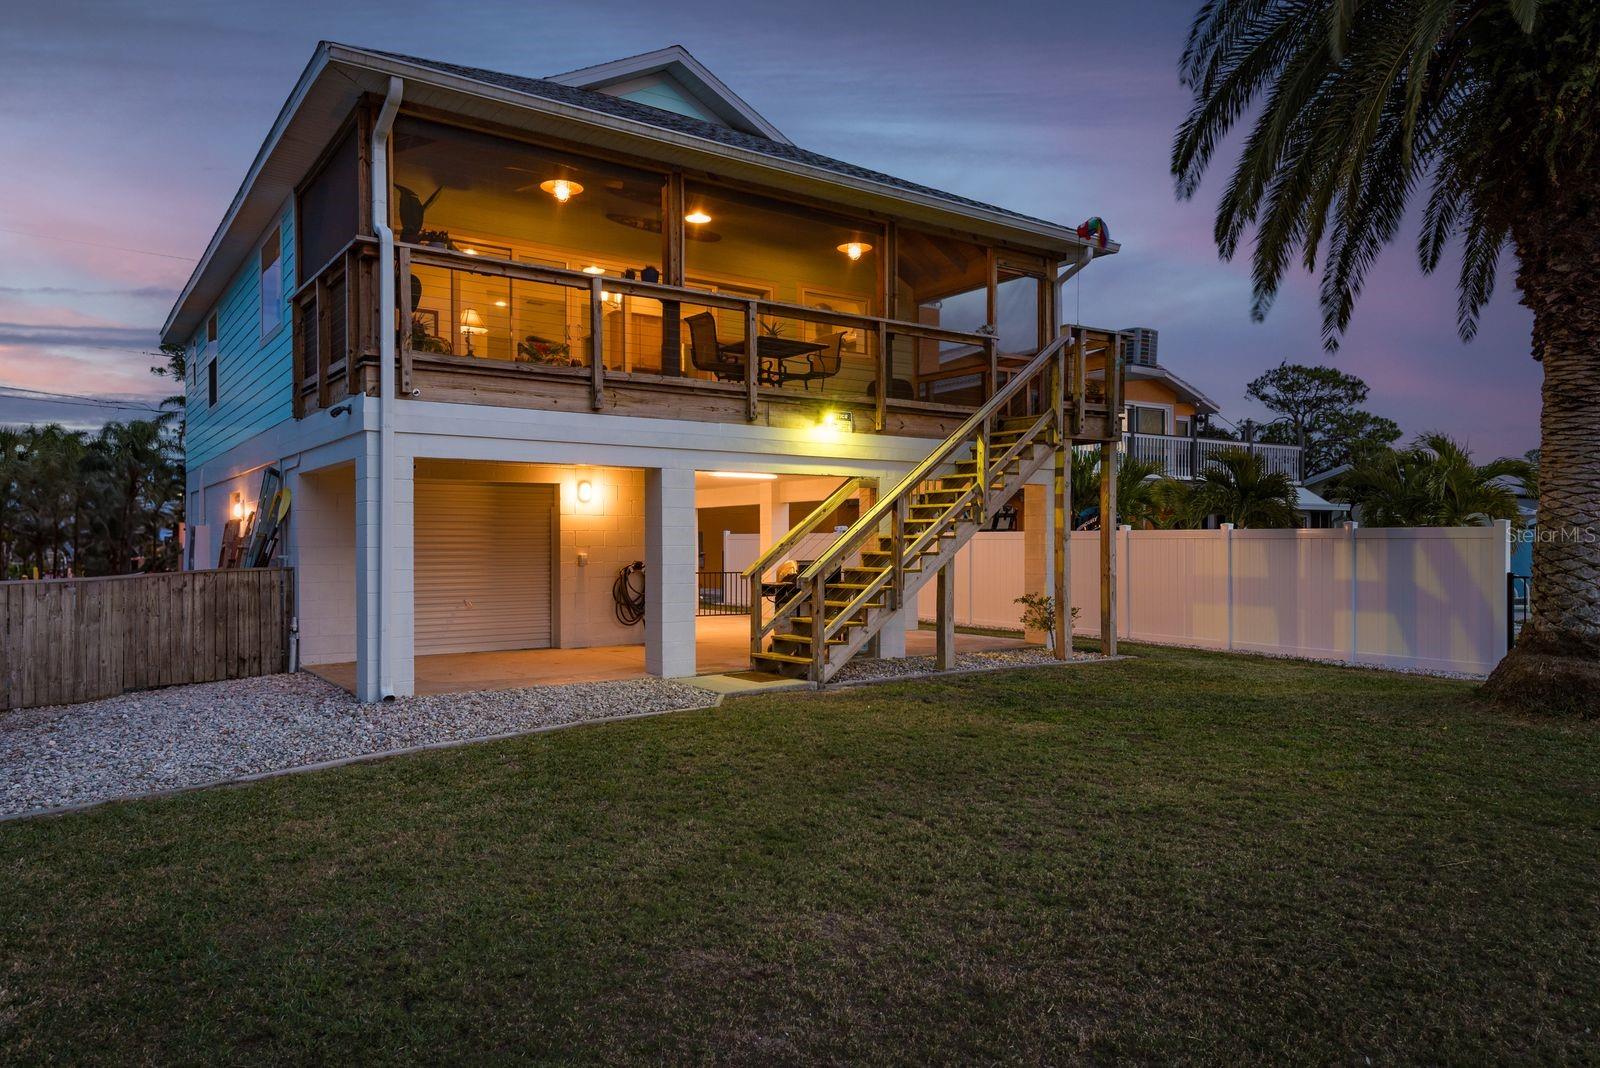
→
(747, 334, 1077, 683)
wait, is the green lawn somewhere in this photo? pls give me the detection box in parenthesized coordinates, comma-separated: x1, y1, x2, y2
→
(3, 646, 1598, 1063)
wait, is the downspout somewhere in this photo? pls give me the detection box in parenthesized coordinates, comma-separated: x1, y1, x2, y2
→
(372, 76, 403, 700)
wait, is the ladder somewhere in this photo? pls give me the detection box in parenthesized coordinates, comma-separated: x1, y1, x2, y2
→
(746, 331, 1081, 683)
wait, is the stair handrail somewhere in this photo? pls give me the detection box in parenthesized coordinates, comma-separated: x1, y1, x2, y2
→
(741, 476, 867, 581)
(796, 330, 1074, 587)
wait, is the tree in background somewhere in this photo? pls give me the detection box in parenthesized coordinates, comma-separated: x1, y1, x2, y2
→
(1334, 434, 1528, 527)
(1069, 452, 1165, 529)
(1191, 449, 1299, 529)
(1173, 1, 1600, 713)
(1246, 363, 1400, 475)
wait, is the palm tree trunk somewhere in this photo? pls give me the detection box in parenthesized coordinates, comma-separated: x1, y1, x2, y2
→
(1484, 192, 1600, 716)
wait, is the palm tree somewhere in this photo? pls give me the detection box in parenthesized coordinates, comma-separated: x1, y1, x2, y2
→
(1147, 477, 1202, 529)
(1337, 433, 1526, 526)
(1172, 2, 1600, 712)
(1069, 450, 1163, 528)
(1192, 449, 1300, 528)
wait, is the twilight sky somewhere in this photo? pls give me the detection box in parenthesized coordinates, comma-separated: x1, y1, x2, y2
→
(0, 0, 1539, 458)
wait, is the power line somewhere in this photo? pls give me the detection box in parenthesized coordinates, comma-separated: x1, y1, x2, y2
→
(0, 227, 195, 263)
(0, 384, 166, 412)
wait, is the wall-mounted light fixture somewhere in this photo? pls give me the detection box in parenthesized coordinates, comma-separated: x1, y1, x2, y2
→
(576, 479, 594, 504)
(540, 178, 583, 203)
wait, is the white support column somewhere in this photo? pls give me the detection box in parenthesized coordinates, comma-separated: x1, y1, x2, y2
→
(355, 439, 415, 702)
(646, 467, 697, 677)
(354, 434, 382, 701)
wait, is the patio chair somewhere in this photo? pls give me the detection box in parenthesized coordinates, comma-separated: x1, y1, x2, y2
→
(685, 312, 746, 382)
(783, 331, 845, 391)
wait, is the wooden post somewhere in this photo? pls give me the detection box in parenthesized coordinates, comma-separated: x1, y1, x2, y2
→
(1099, 440, 1118, 656)
(397, 245, 414, 397)
(984, 335, 999, 405)
(936, 560, 956, 671)
(661, 172, 685, 375)
(809, 571, 827, 685)
(589, 275, 605, 410)
(744, 301, 759, 422)
(1053, 344, 1071, 660)
(874, 321, 888, 432)
(315, 274, 333, 410)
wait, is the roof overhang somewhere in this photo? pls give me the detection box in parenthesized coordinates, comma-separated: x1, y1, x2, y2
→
(164, 43, 1114, 345)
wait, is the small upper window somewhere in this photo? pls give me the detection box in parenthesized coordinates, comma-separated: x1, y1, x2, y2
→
(205, 314, 219, 407)
(259, 229, 283, 337)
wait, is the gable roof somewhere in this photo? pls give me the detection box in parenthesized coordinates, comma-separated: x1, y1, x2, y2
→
(547, 45, 791, 144)
(360, 45, 1078, 235)
(163, 42, 1112, 345)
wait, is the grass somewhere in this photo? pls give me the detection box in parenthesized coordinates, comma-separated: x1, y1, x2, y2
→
(2, 645, 1598, 1063)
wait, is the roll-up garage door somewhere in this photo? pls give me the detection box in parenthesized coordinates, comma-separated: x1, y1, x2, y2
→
(415, 481, 555, 655)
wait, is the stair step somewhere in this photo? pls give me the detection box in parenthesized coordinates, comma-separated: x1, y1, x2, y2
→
(752, 650, 812, 666)
(791, 615, 867, 630)
(772, 632, 846, 647)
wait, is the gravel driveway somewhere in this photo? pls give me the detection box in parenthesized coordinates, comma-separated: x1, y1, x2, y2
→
(1, 672, 718, 818)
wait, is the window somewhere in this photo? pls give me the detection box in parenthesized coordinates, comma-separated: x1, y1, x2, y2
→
(1175, 416, 1192, 438)
(259, 229, 283, 336)
(1125, 404, 1168, 435)
(205, 314, 218, 407)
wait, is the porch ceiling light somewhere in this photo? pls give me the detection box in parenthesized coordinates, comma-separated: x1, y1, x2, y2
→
(539, 178, 584, 203)
(685, 209, 712, 225)
(705, 471, 777, 480)
(837, 241, 872, 261)
(582, 264, 606, 275)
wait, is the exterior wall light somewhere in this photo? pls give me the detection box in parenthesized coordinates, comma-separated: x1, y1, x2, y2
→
(576, 480, 594, 504)
(539, 179, 583, 202)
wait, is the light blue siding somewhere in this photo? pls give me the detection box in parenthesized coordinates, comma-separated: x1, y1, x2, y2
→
(185, 207, 296, 472)
(615, 76, 720, 124)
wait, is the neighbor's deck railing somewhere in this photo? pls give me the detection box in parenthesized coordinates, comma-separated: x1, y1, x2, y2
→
(1078, 433, 1303, 481)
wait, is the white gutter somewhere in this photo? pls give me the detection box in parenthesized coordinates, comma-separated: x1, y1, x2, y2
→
(372, 75, 403, 701)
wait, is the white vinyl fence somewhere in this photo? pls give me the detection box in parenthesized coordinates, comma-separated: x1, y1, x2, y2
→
(914, 522, 1511, 676)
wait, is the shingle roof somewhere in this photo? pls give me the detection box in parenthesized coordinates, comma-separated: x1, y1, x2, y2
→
(360, 47, 1067, 234)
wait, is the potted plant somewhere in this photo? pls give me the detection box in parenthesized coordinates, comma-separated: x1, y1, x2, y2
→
(515, 335, 579, 367)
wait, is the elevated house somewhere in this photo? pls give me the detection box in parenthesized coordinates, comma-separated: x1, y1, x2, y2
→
(162, 43, 1128, 699)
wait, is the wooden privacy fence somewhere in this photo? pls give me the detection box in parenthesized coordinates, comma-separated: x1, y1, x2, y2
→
(0, 568, 294, 712)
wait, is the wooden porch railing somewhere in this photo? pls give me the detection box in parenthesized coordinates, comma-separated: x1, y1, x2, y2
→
(398, 244, 996, 429)
(291, 237, 380, 417)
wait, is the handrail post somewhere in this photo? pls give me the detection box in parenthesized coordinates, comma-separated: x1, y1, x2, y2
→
(984, 335, 999, 407)
(397, 245, 414, 397)
(809, 570, 827, 684)
(744, 301, 759, 422)
(588, 275, 605, 411)
(976, 415, 991, 525)
(875, 322, 889, 432)
(892, 495, 908, 617)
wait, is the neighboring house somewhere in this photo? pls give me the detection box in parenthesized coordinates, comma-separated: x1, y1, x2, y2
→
(161, 42, 1126, 699)
(1090, 328, 1345, 526)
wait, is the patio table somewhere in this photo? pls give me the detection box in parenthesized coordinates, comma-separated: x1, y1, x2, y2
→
(719, 336, 827, 386)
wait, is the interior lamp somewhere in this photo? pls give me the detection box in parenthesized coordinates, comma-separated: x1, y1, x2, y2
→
(539, 178, 584, 203)
(837, 241, 872, 261)
(459, 308, 487, 356)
